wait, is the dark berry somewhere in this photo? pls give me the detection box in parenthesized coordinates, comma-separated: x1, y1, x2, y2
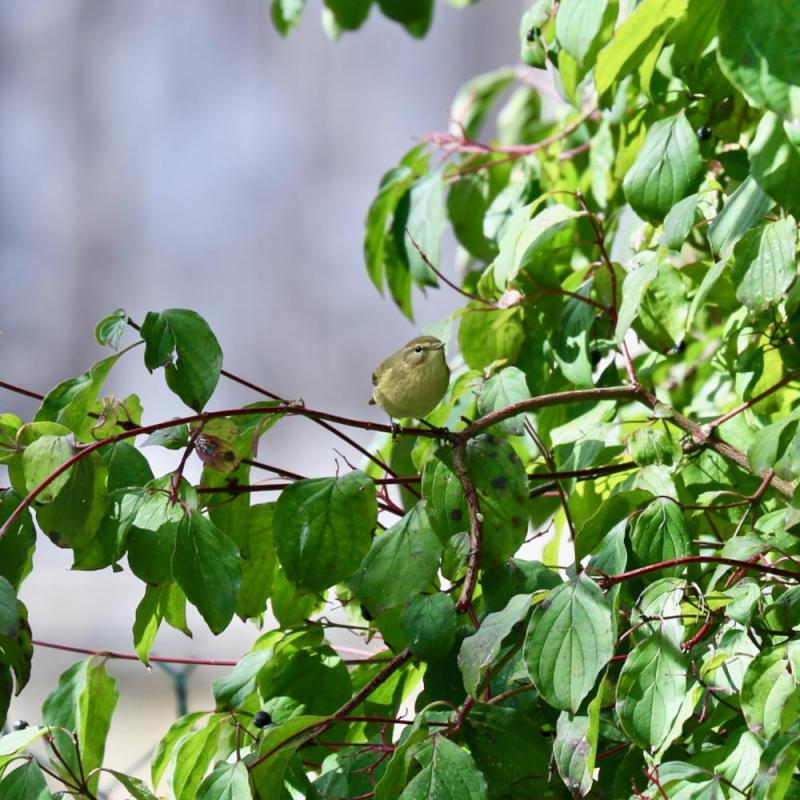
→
(12, 720, 28, 731)
(696, 126, 712, 141)
(253, 711, 272, 729)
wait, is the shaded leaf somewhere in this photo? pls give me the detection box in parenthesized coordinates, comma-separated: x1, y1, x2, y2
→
(350, 503, 441, 616)
(459, 593, 531, 697)
(274, 470, 376, 592)
(401, 593, 457, 662)
(173, 511, 241, 635)
(718, 0, 800, 119)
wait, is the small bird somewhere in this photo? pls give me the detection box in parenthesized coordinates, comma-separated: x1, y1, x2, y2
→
(370, 335, 450, 421)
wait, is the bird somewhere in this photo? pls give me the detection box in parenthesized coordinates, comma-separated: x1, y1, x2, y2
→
(369, 335, 450, 422)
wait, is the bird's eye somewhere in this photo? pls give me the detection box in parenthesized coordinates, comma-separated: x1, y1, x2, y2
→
(414, 345, 422, 353)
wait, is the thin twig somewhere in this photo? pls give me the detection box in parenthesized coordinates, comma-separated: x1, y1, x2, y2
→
(602, 555, 799, 586)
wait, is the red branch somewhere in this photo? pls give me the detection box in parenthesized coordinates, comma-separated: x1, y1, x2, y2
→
(602, 555, 799, 586)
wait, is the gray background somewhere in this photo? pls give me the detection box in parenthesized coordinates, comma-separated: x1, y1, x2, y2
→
(1, 0, 529, 785)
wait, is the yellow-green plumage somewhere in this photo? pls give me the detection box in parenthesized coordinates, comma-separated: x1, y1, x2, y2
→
(370, 335, 450, 419)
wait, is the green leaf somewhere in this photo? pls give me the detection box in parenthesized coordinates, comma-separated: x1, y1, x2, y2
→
(35, 352, 124, 437)
(323, 0, 372, 30)
(525, 574, 614, 712)
(747, 412, 800, 477)
(476, 367, 531, 435)
(41, 657, 119, 795)
(465, 435, 530, 563)
(257, 643, 352, 717)
(708, 175, 774, 258)
(197, 761, 252, 800)
(151, 712, 208, 789)
(140, 309, 223, 411)
(0, 761, 55, 799)
(274, 470, 376, 592)
(0, 727, 47, 773)
(553, 283, 595, 387)
(447, 170, 500, 262)
(0, 492, 35, 592)
(364, 151, 423, 294)
(493, 203, 582, 289)
(615, 634, 689, 750)
(623, 111, 703, 222)
(393, 172, 445, 288)
(751, 733, 800, 800)
(660, 192, 699, 250)
(173, 511, 241, 634)
(271, 0, 306, 35)
(627, 427, 679, 466)
(0, 599, 31, 703)
(630, 497, 691, 575)
(249, 716, 324, 797)
(171, 715, 224, 800)
(482, 559, 561, 613)
(458, 305, 524, 371)
(615, 251, 659, 343)
(462, 705, 551, 796)
(401, 593, 456, 662)
(449, 68, 515, 140)
(133, 583, 170, 665)
(553, 712, 595, 797)
(350, 503, 442, 616)
(106, 770, 159, 800)
(143, 423, 190, 450)
(576, 490, 648, 559)
(95, 308, 128, 349)
(749, 112, 800, 213)
(458, 593, 531, 697)
(35, 451, 107, 548)
(0, 579, 18, 638)
(718, 0, 800, 120)
(594, 0, 687, 99)
(741, 645, 800, 738)
(633, 260, 689, 352)
(398, 735, 488, 799)
(377, 0, 433, 37)
(236, 503, 277, 620)
(21, 435, 74, 503)
(731, 216, 797, 311)
(213, 632, 279, 710)
(423, 457, 469, 545)
(556, 0, 618, 67)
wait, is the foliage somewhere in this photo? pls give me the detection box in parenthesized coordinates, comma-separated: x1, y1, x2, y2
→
(3, 0, 800, 797)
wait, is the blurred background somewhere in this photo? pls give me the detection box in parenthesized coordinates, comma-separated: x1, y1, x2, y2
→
(1, 0, 530, 787)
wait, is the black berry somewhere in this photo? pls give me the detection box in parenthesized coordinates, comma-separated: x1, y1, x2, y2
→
(253, 711, 272, 729)
(696, 126, 711, 141)
(12, 720, 28, 731)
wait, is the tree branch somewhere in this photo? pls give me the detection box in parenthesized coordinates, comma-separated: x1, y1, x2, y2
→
(451, 438, 483, 620)
(600, 555, 799, 586)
